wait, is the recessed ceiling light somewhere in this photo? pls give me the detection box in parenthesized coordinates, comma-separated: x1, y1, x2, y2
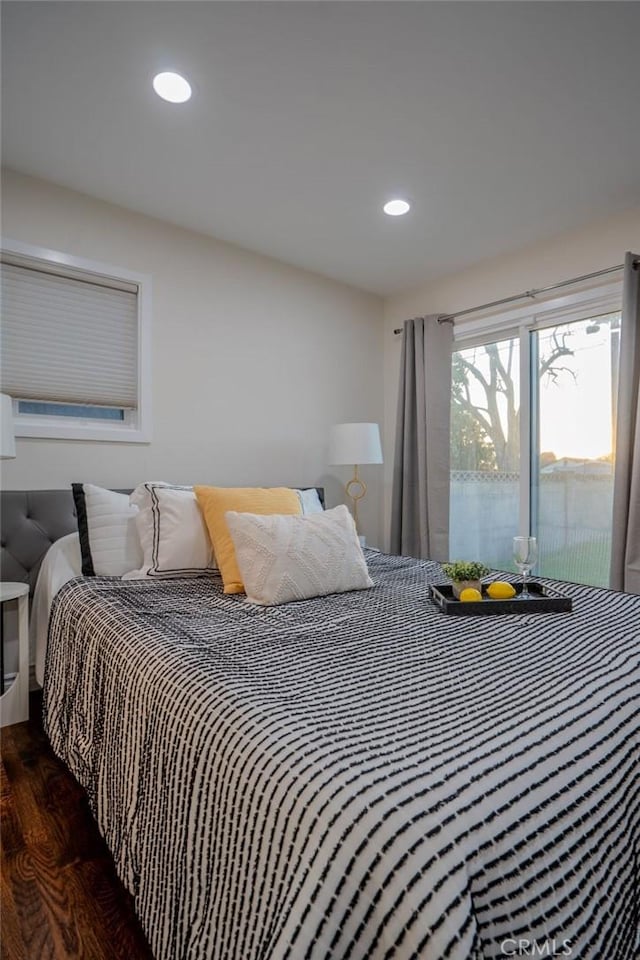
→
(383, 199, 411, 216)
(153, 72, 192, 104)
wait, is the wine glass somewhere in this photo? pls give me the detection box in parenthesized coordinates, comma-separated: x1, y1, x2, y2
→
(512, 536, 538, 599)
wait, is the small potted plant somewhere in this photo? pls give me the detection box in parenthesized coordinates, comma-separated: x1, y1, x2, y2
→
(441, 560, 490, 599)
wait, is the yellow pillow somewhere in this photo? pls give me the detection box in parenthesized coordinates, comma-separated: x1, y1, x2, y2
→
(194, 486, 301, 594)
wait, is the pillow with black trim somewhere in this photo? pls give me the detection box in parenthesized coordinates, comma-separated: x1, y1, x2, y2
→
(123, 482, 216, 579)
(72, 483, 142, 577)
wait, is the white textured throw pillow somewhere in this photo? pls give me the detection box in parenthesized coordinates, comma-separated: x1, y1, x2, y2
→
(124, 482, 216, 579)
(225, 504, 373, 605)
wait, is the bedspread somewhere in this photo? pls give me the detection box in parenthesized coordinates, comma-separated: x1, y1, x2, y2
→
(43, 551, 640, 959)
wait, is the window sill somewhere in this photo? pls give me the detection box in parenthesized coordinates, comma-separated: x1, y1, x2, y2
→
(15, 419, 151, 444)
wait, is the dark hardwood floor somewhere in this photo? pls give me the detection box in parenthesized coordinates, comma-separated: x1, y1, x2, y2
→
(1, 692, 153, 959)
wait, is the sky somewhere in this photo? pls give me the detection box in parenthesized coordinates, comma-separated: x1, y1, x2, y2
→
(538, 315, 617, 461)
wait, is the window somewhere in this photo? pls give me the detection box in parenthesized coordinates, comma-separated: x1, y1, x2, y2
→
(450, 335, 520, 571)
(450, 283, 621, 588)
(0, 240, 151, 442)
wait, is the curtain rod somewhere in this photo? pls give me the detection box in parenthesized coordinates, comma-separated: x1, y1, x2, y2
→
(392, 259, 639, 335)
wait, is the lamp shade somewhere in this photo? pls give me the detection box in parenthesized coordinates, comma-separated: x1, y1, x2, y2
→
(0, 394, 16, 459)
(329, 422, 383, 466)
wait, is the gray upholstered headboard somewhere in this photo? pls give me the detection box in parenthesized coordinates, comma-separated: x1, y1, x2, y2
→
(1, 489, 80, 594)
(0, 486, 325, 594)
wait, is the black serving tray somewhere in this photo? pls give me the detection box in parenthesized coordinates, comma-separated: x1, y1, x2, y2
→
(430, 582, 572, 616)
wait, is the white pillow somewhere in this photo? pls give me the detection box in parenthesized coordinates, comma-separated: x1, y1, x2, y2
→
(124, 482, 216, 579)
(225, 504, 373, 606)
(72, 483, 143, 576)
(296, 488, 324, 515)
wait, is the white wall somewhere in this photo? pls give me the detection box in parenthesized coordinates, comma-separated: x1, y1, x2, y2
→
(1, 170, 385, 545)
(383, 207, 640, 548)
(4, 169, 638, 553)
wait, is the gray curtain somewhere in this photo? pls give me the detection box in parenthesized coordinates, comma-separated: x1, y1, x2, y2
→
(390, 315, 453, 560)
(610, 252, 640, 593)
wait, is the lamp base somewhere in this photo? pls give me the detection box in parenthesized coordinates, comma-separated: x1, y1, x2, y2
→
(346, 465, 367, 532)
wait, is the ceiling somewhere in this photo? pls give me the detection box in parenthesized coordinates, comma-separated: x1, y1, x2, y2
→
(2, 1, 640, 296)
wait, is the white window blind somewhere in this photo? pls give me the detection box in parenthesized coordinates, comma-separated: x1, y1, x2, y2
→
(1, 256, 138, 408)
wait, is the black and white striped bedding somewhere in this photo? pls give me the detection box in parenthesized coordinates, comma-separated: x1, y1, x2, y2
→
(43, 550, 640, 960)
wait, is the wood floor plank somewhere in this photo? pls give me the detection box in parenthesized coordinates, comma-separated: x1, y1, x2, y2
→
(4, 845, 59, 960)
(0, 836, 28, 960)
(1, 693, 154, 959)
(0, 742, 25, 858)
(3, 719, 103, 866)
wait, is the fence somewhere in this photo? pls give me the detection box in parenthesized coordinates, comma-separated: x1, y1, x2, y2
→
(450, 469, 613, 587)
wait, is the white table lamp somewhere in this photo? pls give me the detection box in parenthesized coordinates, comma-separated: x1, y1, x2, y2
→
(0, 395, 16, 460)
(329, 422, 382, 532)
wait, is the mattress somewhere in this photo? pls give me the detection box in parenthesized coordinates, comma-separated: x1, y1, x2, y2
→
(42, 551, 640, 959)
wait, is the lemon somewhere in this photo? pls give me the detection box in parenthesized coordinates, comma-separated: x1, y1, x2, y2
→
(486, 581, 516, 600)
(459, 587, 482, 602)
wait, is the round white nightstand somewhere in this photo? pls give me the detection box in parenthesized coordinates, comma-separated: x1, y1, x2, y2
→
(0, 582, 30, 727)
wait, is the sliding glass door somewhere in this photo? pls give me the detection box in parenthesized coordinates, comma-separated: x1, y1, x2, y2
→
(450, 309, 621, 587)
(532, 313, 620, 586)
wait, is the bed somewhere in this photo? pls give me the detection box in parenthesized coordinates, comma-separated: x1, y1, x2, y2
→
(2, 489, 639, 959)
